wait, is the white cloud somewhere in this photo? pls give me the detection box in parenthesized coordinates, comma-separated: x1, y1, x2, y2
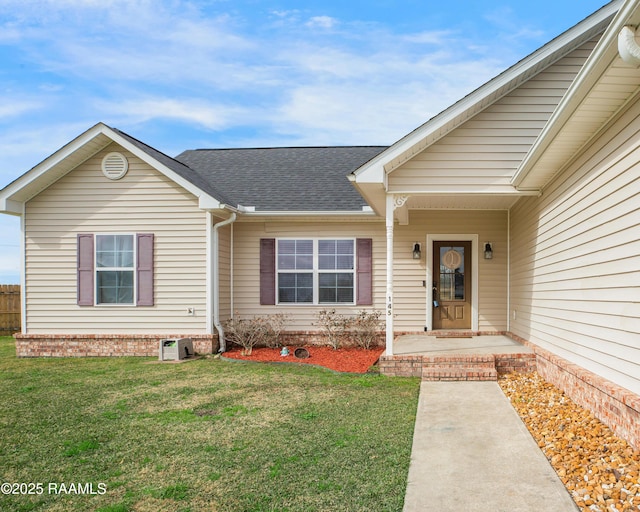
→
(403, 30, 455, 45)
(99, 97, 251, 131)
(0, 100, 42, 120)
(306, 16, 338, 30)
(0, 0, 537, 151)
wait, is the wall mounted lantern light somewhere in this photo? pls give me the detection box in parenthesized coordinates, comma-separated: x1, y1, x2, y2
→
(413, 243, 422, 260)
(484, 242, 493, 260)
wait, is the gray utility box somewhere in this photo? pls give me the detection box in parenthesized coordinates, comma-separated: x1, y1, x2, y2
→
(159, 338, 194, 361)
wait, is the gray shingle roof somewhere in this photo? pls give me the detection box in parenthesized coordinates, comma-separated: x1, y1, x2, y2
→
(174, 146, 387, 211)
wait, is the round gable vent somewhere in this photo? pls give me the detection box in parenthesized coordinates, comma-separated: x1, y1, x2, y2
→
(101, 152, 129, 180)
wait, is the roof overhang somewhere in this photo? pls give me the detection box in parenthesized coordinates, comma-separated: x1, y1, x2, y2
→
(513, 0, 640, 190)
(0, 122, 225, 215)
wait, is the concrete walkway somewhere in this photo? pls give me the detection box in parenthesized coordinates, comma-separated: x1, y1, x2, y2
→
(403, 381, 578, 512)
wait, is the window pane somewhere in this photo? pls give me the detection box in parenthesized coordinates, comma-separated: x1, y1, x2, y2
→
(96, 235, 115, 252)
(319, 273, 353, 304)
(278, 287, 295, 302)
(278, 240, 296, 254)
(297, 287, 313, 303)
(297, 254, 313, 269)
(336, 240, 354, 254)
(277, 240, 313, 270)
(278, 254, 296, 270)
(319, 287, 336, 303)
(336, 287, 354, 303)
(96, 251, 115, 268)
(96, 235, 133, 268)
(97, 270, 134, 304)
(318, 240, 335, 254)
(319, 255, 335, 269)
(116, 236, 134, 267)
(336, 255, 353, 270)
(439, 246, 465, 301)
(278, 272, 312, 303)
(319, 273, 336, 287)
(319, 240, 354, 270)
(337, 273, 353, 287)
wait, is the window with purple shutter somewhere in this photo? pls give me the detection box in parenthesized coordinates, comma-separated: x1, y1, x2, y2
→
(261, 237, 372, 306)
(77, 233, 154, 306)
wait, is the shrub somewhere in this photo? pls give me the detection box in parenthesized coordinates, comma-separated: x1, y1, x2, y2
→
(263, 313, 290, 348)
(349, 310, 384, 349)
(314, 309, 350, 350)
(223, 313, 291, 354)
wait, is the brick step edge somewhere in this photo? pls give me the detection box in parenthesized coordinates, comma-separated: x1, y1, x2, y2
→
(423, 361, 496, 369)
(422, 367, 498, 382)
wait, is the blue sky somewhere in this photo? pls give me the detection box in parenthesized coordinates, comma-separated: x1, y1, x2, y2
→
(0, 0, 612, 283)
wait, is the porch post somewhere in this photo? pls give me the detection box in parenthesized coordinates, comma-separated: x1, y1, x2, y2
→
(385, 194, 394, 356)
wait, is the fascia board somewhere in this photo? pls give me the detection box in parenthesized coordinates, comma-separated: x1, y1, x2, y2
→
(240, 210, 379, 217)
(513, 0, 634, 189)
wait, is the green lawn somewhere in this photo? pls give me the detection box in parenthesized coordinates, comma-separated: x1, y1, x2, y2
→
(0, 337, 419, 512)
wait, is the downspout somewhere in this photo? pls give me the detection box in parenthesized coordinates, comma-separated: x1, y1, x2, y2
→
(618, 26, 640, 67)
(212, 212, 236, 352)
(20, 203, 26, 334)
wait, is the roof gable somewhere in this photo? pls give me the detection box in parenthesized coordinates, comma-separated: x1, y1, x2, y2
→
(351, 0, 620, 189)
(0, 123, 227, 214)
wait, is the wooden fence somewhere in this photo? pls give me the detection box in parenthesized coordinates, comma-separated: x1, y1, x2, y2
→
(0, 285, 21, 336)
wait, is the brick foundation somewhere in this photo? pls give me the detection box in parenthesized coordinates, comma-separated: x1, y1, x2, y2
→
(14, 334, 218, 357)
(378, 353, 536, 380)
(277, 330, 385, 348)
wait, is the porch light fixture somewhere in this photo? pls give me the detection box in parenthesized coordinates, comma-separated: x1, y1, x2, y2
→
(412, 243, 421, 260)
(484, 242, 493, 260)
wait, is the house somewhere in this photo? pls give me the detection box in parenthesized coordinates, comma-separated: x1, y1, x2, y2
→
(1, 0, 639, 447)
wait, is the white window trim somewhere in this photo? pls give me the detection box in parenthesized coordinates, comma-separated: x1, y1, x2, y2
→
(276, 238, 356, 305)
(95, 233, 137, 306)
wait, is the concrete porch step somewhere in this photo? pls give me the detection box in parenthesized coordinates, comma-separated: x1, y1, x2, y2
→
(421, 355, 498, 382)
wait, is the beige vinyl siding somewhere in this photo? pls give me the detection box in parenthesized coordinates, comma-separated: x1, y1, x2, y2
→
(388, 39, 598, 193)
(24, 143, 208, 334)
(232, 211, 507, 333)
(232, 219, 386, 329)
(395, 210, 508, 331)
(510, 95, 640, 396)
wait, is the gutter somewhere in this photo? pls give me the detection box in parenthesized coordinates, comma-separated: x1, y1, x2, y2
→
(212, 212, 236, 352)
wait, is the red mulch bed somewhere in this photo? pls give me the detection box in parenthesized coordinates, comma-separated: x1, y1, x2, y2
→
(222, 346, 385, 374)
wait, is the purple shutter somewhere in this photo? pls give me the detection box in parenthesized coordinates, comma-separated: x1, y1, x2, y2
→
(356, 238, 372, 305)
(260, 238, 276, 305)
(77, 234, 94, 306)
(136, 233, 154, 306)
